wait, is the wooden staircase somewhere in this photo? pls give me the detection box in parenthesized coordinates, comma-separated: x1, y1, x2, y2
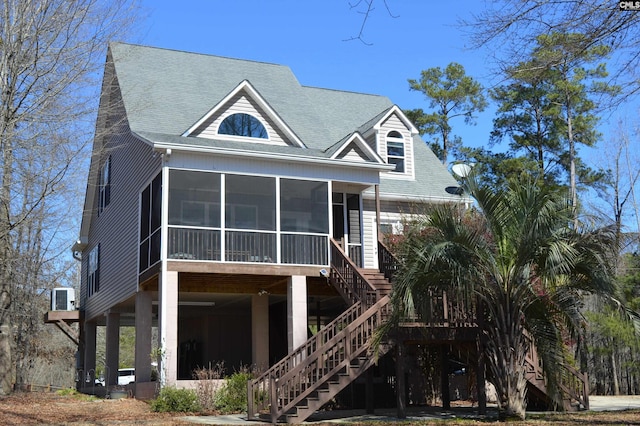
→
(246, 239, 590, 423)
(524, 336, 589, 411)
(247, 240, 394, 423)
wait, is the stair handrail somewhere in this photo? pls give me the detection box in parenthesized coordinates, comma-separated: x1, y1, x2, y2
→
(330, 238, 380, 306)
(559, 363, 589, 410)
(377, 240, 399, 282)
(523, 334, 589, 410)
(248, 239, 394, 421)
(271, 296, 391, 422)
(247, 301, 365, 419)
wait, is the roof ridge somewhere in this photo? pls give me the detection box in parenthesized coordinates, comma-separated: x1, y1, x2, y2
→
(109, 41, 290, 69)
(301, 84, 386, 98)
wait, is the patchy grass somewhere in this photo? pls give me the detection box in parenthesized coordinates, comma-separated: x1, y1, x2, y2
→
(0, 392, 639, 425)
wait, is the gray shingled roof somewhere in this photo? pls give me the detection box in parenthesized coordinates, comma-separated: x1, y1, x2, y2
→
(110, 42, 463, 202)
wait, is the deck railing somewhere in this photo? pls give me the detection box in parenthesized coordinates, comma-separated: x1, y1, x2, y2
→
(167, 226, 328, 265)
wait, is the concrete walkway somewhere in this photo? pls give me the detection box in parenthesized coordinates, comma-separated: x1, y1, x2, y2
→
(589, 395, 640, 411)
(180, 396, 640, 424)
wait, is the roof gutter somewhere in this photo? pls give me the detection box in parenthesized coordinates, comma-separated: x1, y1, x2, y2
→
(143, 138, 396, 172)
(363, 191, 473, 204)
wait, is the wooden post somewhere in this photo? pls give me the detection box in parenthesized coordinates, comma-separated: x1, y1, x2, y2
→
(247, 379, 254, 420)
(270, 375, 278, 423)
(375, 184, 381, 240)
(366, 367, 374, 414)
(441, 345, 450, 410)
(476, 297, 487, 414)
(475, 339, 487, 415)
(396, 341, 406, 419)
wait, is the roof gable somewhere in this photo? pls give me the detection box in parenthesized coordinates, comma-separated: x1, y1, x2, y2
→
(330, 133, 386, 165)
(183, 80, 305, 148)
(372, 105, 418, 135)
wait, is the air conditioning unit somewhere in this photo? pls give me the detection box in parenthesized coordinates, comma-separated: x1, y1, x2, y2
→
(51, 288, 75, 311)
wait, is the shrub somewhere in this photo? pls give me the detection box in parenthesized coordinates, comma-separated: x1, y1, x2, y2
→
(193, 362, 225, 412)
(214, 367, 253, 414)
(150, 387, 201, 413)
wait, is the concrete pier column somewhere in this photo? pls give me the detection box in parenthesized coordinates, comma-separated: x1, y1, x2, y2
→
(135, 291, 153, 383)
(159, 270, 178, 386)
(287, 275, 307, 352)
(105, 312, 120, 386)
(252, 294, 269, 371)
(83, 321, 97, 386)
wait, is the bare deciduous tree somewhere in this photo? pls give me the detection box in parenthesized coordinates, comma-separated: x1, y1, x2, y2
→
(0, 0, 140, 395)
(463, 0, 640, 98)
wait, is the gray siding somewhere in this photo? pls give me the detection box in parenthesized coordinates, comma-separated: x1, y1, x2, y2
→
(82, 87, 161, 321)
(193, 92, 290, 146)
(336, 142, 370, 162)
(166, 151, 381, 185)
(379, 113, 414, 179)
(362, 209, 377, 269)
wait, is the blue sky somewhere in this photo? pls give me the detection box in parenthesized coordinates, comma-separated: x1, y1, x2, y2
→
(137, 1, 495, 150)
(134, 1, 639, 231)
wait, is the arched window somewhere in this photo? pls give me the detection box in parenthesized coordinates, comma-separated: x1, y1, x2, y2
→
(218, 113, 268, 139)
(386, 131, 405, 173)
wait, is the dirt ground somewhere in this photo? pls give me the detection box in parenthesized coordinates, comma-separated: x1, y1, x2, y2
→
(1, 391, 640, 425)
(0, 391, 193, 425)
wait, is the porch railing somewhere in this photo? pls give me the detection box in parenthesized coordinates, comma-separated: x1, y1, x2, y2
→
(281, 233, 328, 265)
(167, 226, 328, 265)
(167, 227, 220, 261)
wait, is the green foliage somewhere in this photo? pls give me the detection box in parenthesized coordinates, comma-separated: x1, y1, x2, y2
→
(56, 388, 98, 401)
(119, 327, 136, 368)
(385, 173, 616, 418)
(193, 362, 225, 412)
(214, 369, 253, 414)
(486, 32, 618, 194)
(406, 62, 486, 164)
(150, 387, 201, 413)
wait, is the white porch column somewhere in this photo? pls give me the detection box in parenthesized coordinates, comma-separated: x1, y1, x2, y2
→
(105, 312, 120, 386)
(251, 294, 269, 371)
(135, 291, 153, 383)
(287, 275, 308, 352)
(159, 270, 178, 386)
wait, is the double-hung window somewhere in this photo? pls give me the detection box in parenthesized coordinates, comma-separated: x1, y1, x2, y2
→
(386, 131, 405, 173)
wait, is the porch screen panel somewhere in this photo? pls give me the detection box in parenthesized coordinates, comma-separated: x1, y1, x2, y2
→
(280, 179, 329, 265)
(167, 170, 221, 261)
(168, 170, 221, 227)
(139, 172, 162, 272)
(280, 179, 328, 233)
(225, 175, 275, 230)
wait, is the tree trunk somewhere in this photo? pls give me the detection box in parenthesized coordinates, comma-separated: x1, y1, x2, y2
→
(484, 302, 528, 420)
(565, 96, 578, 228)
(611, 349, 620, 395)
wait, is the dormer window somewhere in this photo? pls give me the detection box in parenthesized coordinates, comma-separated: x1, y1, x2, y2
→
(218, 113, 268, 139)
(386, 131, 405, 173)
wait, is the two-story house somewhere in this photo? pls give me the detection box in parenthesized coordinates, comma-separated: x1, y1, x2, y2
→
(73, 43, 469, 408)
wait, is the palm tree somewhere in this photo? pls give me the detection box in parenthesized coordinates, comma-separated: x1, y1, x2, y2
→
(387, 174, 616, 420)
